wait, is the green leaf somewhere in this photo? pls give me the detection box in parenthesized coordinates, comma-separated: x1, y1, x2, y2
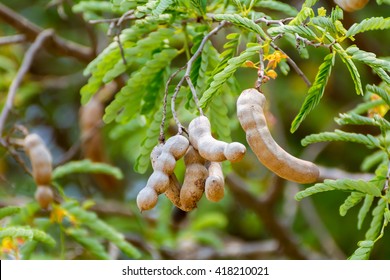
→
(0, 227, 55, 247)
(291, 52, 335, 132)
(103, 48, 178, 123)
(52, 160, 123, 180)
(339, 192, 365, 216)
(134, 85, 183, 174)
(365, 197, 386, 240)
(103, 28, 174, 84)
(347, 46, 390, 72)
(210, 33, 240, 80)
(366, 84, 390, 107)
(254, 0, 298, 16)
(348, 99, 386, 115)
(349, 240, 375, 260)
(0, 206, 21, 220)
(361, 150, 387, 172)
(358, 195, 374, 230)
(67, 228, 110, 260)
(65, 203, 141, 258)
(140, 70, 165, 115)
(335, 45, 364, 96)
(199, 45, 261, 108)
(152, 0, 174, 15)
(81, 47, 121, 104)
(289, 7, 314, 26)
(208, 94, 232, 142)
(268, 25, 317, 39)
(336, 113, 390, 129)
(295, 179, 382, 201)
(190, 0, 206, 15)
(346, 17, 390, 37)
(301, 129, 380, 149)
(213, 14, 267, 37)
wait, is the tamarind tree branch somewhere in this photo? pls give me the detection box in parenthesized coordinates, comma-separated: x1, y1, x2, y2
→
(0, 29, 53, 141)
(0, 3, 94, 63)
(270, 42, 312, 87)
(225, 173, 308, 259)
(0, 34, 26, 45)
(169, 21, 228, 132)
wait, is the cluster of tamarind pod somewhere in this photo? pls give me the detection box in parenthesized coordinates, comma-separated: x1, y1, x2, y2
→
(137, 88, 321, 212)
(23, 133, 54, 209)
(136, 116, 247, 212)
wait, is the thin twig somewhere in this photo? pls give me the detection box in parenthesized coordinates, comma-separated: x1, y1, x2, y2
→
(256, 35, 266, 90)
(170, 21, 227, 131)
(160, 66, 186, 142)
(270, 42, 312, 87)
(89, 15, 137, 25)
(254, 17, 294, 26)
(0, 29, 53, 140)
(0, 3, 93, 62)
(0, 34, 26, 46)
(295, 34, 334, 50)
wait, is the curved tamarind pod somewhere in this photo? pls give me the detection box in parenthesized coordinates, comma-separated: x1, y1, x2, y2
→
(35, 185, 53, 209)
(188, 116, 246, 162)
(334, 0, 369, 12)
(150, 144, 187, 211)
(236, 88, 320, 184)
(24, 134, 52, 185)
(164, 174, 183, 209)
(136, 135, 189, 211)
(205, 162, 225, 202)
(180, 146, 208, 211)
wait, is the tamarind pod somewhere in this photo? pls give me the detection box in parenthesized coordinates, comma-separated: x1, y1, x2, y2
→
(180, 146, 208, 212)
(236, 88, 319, 184)
(164, 173, 183, 209)
(137, 135, 190, 211)
(24, 134, 52, 185)
(188, 116, 246, 162)
(334, 0, 369, 12)
(151, 144, 187, 211)
(35, 185, 53, 209)
(136, 187, 158, 212)
(205, 162, 225, 202)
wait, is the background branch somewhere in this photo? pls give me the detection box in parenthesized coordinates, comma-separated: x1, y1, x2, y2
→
(225, 173, 308, 259)
(0, 29, 53, 140)
(0, 3, 94, 62)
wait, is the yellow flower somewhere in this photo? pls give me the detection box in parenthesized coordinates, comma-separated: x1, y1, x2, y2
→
(264, 51, 288, 69)
(50, 205, 77, 225)
(1, 237, 16, 254)
(265, 69, 278, 79)
(368, 94, 389, 117)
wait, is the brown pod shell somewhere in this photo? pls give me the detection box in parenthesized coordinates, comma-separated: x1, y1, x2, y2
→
(136, 187, 158, 211)
(188, 116, 246, 162)
(136, 135, 189, 211)
(35, 185, 53, 209)
(180, 146, 208, 211)
(237, 88, 319, 184)
(205, 162, 225, 202)
(24, 134, 52, 185)
(334, 0, 369, 12)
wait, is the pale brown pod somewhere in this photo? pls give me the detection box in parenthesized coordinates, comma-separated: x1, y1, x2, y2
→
(136, 135, 189, 211)
(205, 162, 225, 202)
(188, 116, 246, 162)
(35, 185, 54, 209)
(334, 0, 369, 12)
(179, 146, 208, 211)
(24, 134, 52, 185)
(236, 88, 320, 184)
(151, 144, 186, 211)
